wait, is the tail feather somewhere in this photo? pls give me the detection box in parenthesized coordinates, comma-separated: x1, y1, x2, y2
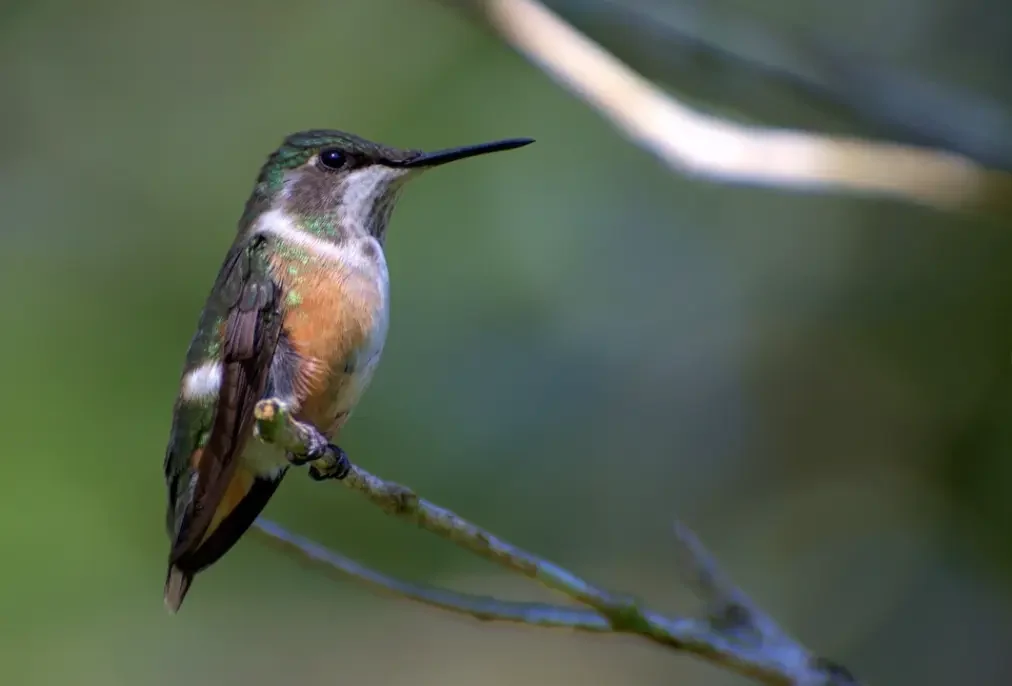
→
(164, 564, 193, 614)
(163, 470, 285, 614)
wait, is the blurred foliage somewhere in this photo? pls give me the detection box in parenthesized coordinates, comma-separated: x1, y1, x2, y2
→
(1, 0, 1010, 684)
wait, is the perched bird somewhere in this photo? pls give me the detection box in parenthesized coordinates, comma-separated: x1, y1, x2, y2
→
(162, 129, 533, 612)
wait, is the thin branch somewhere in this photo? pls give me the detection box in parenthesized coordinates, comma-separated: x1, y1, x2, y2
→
(253, 519, 612, 631)
(673, 522, 772, 637)
(437, 0, 1012, 215)
(252, 398, 860, 686)
(559, 0, 1012, 171)
(252, 400, 648, 611)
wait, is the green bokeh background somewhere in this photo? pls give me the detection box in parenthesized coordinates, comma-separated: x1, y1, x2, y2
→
(2, 0, 1011, 684)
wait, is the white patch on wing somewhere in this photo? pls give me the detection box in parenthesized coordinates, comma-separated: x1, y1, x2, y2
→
(181, 361, 222, 402)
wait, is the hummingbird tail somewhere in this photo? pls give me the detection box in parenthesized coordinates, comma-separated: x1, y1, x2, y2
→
(164, 564, 193, 614)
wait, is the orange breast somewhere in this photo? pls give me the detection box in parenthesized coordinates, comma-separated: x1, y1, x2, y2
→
(271, 250, 386, 432)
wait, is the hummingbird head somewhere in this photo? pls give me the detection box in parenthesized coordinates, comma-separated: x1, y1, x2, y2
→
(247, 129, 534, 241)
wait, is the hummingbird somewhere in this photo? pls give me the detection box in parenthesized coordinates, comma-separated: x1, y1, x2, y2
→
(162, 129, 533, 612)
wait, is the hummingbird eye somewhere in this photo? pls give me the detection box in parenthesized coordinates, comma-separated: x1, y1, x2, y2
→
(318, 148, 347, 171)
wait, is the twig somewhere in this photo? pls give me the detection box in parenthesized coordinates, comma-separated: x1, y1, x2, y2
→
(436, 0, 1012, 215)
(558, 0, 1012, 171)
(251, 398, 860, 686)
(254, 519, 612, 631)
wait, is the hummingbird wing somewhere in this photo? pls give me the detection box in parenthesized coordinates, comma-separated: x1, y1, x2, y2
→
(162, 233, 285, 608)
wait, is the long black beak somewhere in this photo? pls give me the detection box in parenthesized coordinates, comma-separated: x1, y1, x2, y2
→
(399, 138, 534, 168)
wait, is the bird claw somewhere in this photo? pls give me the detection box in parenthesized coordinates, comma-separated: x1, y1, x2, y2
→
(286, 430, 329, 466)
(287, 440, 350, 481)
(276, 412, 351, 481)
(308, 445, 351, 481)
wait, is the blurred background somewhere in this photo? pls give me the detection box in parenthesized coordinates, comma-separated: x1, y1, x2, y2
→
(2, 0, 1011, 684)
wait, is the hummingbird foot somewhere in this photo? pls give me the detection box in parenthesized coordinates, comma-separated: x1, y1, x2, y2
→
(307, 444, 351, 481)
(283, 423, 350, 481)
(253, 399, 351, 480)
(284, 419, 328, 466)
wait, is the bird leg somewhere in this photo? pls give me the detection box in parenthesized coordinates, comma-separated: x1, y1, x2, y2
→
(253, 399, 351, 481)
